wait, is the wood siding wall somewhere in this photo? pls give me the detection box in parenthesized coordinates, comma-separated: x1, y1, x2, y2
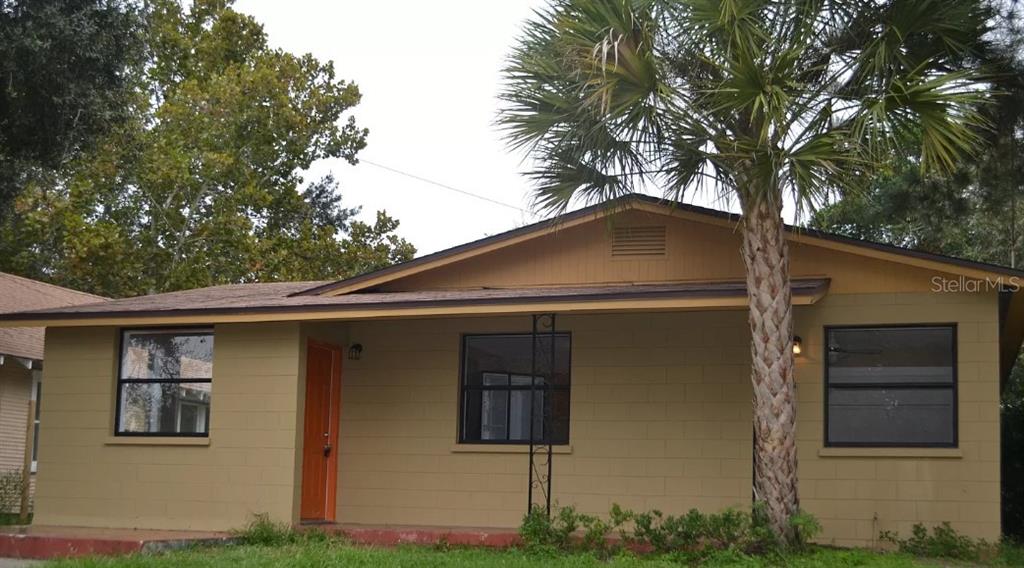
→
(380, 210, 963, 295)
(0, 361, 30, 476)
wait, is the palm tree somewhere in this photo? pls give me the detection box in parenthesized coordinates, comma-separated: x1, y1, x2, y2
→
(500, 0, 990, 541)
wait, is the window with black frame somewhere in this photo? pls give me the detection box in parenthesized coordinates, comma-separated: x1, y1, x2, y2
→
(116, 328, 213, 436)
(825, 325, 956, 447)
(460, 334, 570, 445)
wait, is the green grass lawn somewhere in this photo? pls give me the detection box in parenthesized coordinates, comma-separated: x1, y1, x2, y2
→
(38, 540, 1013, 568)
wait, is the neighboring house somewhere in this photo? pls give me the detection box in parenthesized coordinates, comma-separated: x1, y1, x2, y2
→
(1, 194, 1022, 547)
(0, 273, 106, 497)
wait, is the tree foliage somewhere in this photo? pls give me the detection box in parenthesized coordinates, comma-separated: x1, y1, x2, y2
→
(811, 7, 1024, 266)
(0, 0, 145, 215)
(811, 4, 1024, 538)
(500, 0, 990, 217)
(0, 0, 414, 297)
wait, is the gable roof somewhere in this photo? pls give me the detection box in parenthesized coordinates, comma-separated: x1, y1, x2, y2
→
(0, 273, 107, 360)
(299, 194, 1024, 297)
(1, 194, 1022, 330)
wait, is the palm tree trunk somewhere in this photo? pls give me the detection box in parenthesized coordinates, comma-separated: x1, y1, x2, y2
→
(740, 196, 799, 541)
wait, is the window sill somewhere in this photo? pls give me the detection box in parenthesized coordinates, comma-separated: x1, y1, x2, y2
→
(451, 444, 573, 455)
(105, 436, 210, 447)
(818, 447, 961, 459)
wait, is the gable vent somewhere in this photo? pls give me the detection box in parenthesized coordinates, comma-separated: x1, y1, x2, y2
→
(611, 226, 667, 257)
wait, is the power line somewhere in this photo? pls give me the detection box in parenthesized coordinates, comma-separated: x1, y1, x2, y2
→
(360, 159, 530, 214)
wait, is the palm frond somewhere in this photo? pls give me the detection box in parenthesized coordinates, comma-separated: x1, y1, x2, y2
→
(500, 0, 992, 216)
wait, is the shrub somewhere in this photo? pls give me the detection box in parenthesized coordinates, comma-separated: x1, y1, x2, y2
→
(518, 503, 816, 556)
(519, 505, 576, 550)
(788, 509, 822, 551)
(233, 513, 301, 546)
(999, 539, 1024, 566)
(879, 522, 987, 561)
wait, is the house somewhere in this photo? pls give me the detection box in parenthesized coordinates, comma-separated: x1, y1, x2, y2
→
(0, 273, 106, 503)
(0, 195, 1019, 548)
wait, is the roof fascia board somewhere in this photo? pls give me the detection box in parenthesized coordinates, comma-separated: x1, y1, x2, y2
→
(0, 290, 827, 328)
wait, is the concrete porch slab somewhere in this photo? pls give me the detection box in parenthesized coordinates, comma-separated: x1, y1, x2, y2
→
(302, 523, 522, 548)
(0, 525, 233, 560)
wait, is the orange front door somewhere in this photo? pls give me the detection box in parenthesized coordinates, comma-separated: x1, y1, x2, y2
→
(300, 340, 342, 521)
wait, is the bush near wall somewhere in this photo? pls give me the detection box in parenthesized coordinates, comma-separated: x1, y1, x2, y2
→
(518, 503, 820, 558)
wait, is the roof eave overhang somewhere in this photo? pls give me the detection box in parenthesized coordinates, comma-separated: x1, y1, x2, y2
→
(0, 282, 830, 328)
(0, 354, 38, 368)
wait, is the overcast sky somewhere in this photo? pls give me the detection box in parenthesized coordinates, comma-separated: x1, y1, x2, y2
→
(235, 0, 740, 256)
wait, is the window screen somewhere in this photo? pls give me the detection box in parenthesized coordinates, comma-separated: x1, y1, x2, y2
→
(116, 328, 213, 436)
(460, 334, 570, 444)
(826, 325, 956, 447)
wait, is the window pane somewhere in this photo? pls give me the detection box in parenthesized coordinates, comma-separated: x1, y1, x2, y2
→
(118, 382, 211, 434)
(34, 382, 41, 420)
(828, 387, 954, 445)
(509, 390, 544, 441)
(460, 334, 571, 444)
(463, 335, 570, 386)
(121, 330, 214, 380)
(511, 374, 544, 386)
(548, 389, 571, 445)
(480, 390, 508, 440)
(827, 327, 954, 384)
(31, 423, 39, 462)
(482, 372, 508, 386)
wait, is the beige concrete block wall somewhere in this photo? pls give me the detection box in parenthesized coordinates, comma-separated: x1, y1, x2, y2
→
(336, 292, 1000, 546)
(793, 292, 1001, 547)
(26, 289, 1001, 542)
(336, 311, 754, 529)
(33, 322, 303, 531)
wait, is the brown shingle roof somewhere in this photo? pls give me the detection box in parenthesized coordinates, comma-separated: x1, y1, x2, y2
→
(0, 279, 830, 323)
(0, 273, 107, 360)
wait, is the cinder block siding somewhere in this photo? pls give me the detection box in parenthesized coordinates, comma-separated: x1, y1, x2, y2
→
(794, 292, 1001, 547)
(335, 311, 755, 529)
(32, 322, 303, 531)
(28, 290, 1001, 542)
(335, 292, 1000, 546)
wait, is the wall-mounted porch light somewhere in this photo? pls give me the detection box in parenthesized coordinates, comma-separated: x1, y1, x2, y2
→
(348, 343, 363, 361)
(792, 336, 803, 356)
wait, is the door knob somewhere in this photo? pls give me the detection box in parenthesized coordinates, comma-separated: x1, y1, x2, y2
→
(323, 444, 332, 457)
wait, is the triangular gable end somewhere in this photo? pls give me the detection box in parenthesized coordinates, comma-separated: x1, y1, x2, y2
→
(298, 195, 1024, 297)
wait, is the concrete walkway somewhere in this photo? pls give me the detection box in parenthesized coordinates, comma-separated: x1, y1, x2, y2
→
(0, 560, 43, 567)
(0, 525, 232, 560)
